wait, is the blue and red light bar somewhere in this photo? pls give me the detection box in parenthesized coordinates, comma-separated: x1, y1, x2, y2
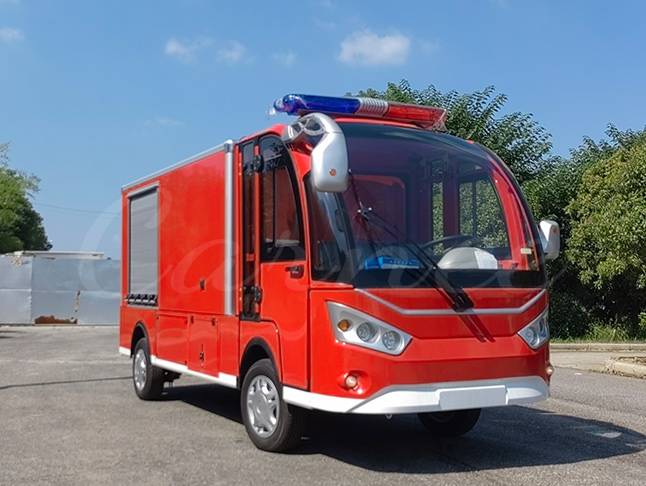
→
(273, 94, 447, 130)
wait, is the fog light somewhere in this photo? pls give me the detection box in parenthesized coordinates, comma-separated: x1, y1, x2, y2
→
(546, 364, 555, 376)
(345, 375, 358, 389)
(337, 319, 351, 332)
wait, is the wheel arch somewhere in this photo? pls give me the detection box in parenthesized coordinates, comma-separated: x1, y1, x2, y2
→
(240, 338, 280, 389)
(130, 322, 149, 357)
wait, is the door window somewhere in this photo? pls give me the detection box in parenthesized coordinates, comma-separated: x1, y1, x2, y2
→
(259, 137, 304, 262)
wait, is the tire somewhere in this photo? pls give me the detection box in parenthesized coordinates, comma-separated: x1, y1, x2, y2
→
(132, 337, 164, 400)
(418, 409, 481, 437)
(241, 358, 306, 452)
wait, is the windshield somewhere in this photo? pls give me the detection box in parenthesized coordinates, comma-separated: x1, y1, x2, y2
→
(306, 123, 545, 289)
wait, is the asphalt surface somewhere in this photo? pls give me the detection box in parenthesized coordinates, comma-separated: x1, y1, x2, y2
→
(1, 326, 646, 486)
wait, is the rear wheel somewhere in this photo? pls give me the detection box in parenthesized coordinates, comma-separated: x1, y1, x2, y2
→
(418, 409, 481, 437)
(132, 337, 164, 400)
(241, 359, 306, 452)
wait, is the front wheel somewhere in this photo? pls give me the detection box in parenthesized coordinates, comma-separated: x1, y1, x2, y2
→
(418, 409, 481, 437)
(241, 359, 306, 452)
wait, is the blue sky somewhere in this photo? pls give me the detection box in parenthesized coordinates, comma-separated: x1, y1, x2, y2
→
(1, 0, 645, 259)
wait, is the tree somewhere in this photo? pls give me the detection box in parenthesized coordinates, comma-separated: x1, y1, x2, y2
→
(354, 80, 553, 184)
(0, 142, 49, 253)
(566, 129, 646, 333)
(521, 125, 645, 338)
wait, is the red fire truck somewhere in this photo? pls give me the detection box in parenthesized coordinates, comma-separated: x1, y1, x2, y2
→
(119, 94, 560, 452)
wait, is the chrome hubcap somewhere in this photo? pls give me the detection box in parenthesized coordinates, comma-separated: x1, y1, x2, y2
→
(134, 349, 147, 391)
(246, 374, 280, 437)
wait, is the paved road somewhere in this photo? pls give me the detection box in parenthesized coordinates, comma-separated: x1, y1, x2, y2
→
(1, 326, 645, 485)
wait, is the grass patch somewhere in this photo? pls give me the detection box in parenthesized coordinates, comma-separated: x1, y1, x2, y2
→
(552, 324, 646, 343)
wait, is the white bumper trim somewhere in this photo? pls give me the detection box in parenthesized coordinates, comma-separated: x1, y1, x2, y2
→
(283, 376, 549, 414)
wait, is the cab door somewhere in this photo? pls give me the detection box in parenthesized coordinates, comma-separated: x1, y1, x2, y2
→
(241, 135, 310, 389)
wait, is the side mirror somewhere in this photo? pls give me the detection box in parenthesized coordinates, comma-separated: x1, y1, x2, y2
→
(539, 220, 560, 260)
(282, 113, 348, 193)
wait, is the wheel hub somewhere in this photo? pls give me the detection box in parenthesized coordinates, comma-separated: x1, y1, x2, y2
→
(246, 375, 279, 437)
(134, 349, 147, 391)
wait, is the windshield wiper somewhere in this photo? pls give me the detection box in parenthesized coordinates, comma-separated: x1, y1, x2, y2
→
(348, 173, 474, 311)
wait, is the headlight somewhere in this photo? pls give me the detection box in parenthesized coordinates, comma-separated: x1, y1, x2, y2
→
(518, 308, 550, 349)
(382, 331, 401, 351)
(327, 302, 412, 355)
(356, 322, 377, 342)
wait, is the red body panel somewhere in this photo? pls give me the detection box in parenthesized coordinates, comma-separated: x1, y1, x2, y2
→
(258, 261, 310, 388)
(157, 151, 227, 314)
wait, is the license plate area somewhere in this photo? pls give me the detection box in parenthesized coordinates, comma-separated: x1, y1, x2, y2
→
(438, 385, 507, 410)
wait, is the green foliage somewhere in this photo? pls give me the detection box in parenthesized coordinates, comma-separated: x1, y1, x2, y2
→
(525, 124, 644, 241)
(0, 143, 49, 253)
(519, 125, 646, 339)
(354, 80, 552, 183)
(584, 324, 630, 343)
(548, 290, 595, 339)
(566, 130, 646, 332)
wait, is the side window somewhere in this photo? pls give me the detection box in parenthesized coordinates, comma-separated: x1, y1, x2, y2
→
(431, 180, 443, 241)
(459, 176, 509, 252)
(260, 136, 304, 262)
(127, 188, 158, 305)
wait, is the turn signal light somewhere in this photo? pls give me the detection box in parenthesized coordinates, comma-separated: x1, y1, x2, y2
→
(337, 319, 351, 332)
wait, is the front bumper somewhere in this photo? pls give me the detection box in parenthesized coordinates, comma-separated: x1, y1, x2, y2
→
(283, 375, 548, 414)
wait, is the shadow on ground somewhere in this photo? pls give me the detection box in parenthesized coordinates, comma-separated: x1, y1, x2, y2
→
(0, 329, 24, 339)
(163, 383, 646, 473)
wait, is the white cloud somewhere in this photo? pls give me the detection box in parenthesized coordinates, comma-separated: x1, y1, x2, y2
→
(164, 36, 212, 63)
(156, 117, 184, 127)
(338, 30, 410, 66)
(146, 117, 184, 127)
(0, 27, 24, 43)
(217, 40, 249, 65)
(273, 50, 296, 68)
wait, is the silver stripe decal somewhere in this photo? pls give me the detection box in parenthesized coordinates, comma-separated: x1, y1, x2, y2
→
(151, 356, 238, 388)
(118, 346, 130, 356)
(355, 288, 547, 316)
(224, 140, 235, 316)
(122, 142, 229, 191)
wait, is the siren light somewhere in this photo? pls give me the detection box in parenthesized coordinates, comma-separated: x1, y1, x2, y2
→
(272, 94, 447, 130)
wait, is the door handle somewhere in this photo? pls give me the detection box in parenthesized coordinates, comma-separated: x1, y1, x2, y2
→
(286, 265, 304, 279)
